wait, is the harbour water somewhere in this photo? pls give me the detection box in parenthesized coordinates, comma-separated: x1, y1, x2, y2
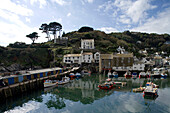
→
(1, 74, 170, 113)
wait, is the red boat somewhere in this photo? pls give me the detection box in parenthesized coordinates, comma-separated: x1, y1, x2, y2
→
(124, 71, 132, 77)
(98, 82, 114, 90)
(69, 73, 75, 78)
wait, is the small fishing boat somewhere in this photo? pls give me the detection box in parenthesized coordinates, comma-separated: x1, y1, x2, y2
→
(57, 76, 70, 85)
(75, 73, 81, 78)
(133, 87, 145, 92)
(113, 71, 118, 77)
(108, 71, 113, 78)
(114, 82, 127, 86)
(132, 72, 137, 78)
(81, 70, 90, 75)
(144, 82, 158, 97)
(98, 82, 114, 90)
(139, 72, 148, 78)
(106, 78, 112, 81)
(124, 71, 132, 77)
(146, 82, 159, 88)
(44, 80, 57, 88)
(69, 73, 75, 78)
(161, 73, 168, 78)
(151, 70, 161, 78)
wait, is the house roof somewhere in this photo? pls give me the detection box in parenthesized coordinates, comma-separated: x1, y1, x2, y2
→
(64, 54, 81, 57)
(82, 52, 93, 55)
(81, 39, 94, 41)
(114, 53, 133, 57)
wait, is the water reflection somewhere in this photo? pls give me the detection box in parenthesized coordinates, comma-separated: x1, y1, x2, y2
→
(1, 74, 170, 113)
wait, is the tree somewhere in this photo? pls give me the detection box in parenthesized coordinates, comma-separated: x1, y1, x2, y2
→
(26, 32, 39, 44)
(62, 31, 65, 37)
(39, 23, 51, 41)
(49, 22, 62, 43)
(78, 26, 94, 32)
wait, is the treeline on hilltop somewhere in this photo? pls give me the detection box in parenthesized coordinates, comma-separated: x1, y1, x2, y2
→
(0, 26, 170, 70)
(65, 29, 170, 55)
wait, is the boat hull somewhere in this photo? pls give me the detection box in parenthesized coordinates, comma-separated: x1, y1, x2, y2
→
(44, 83, 57, 88)
(98, 85, 114, 90)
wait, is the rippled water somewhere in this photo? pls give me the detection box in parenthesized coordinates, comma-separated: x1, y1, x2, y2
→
(1, 74, 170, 113)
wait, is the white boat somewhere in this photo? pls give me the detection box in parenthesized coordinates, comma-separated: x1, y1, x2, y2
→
(144, 82, 158, 97)
(139, 72, 148, 78)
(81, 70, 90, 75)
(112, 71, 118, 77)
(161, 72, 167, 78)
(108, 71, 113, 78)
(57, 76, 70, 85)
(75, 73, 82, 77)
(44, 80, 57, 88)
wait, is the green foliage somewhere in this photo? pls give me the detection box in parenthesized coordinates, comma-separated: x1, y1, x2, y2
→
(78, 26, 94, 32)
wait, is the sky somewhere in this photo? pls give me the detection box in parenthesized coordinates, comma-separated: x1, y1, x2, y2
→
(0, 0, 170, 46)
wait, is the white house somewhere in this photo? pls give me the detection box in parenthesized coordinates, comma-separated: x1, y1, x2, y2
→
(82, 52, 93, 63)
(132, 63, 145, 71)
(63, 54, 82, 64)
(94, 52, 100, 63)
(81, 39, 94, 49)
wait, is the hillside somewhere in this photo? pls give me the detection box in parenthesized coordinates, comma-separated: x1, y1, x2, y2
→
(0, 30, 169, 72)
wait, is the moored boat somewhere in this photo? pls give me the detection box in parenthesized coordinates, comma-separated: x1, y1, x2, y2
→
(75, 73, 81, 78)
(108, 71, 113, 78)
(161, 73, 168, 78)
(112, 71, 118, 77)
(144, 82, 158, 97)
(114, 82, 127, 86)
(69, 73, 75, 78)
(98, 82, 114, 90)
(133, 87, 145, 92)
(139, 72, 148, 78)
(44, 80, 57, 88)
(57, 76, 70, 85)
(124, 71, 132, 77)
(132, 72, 137, 78)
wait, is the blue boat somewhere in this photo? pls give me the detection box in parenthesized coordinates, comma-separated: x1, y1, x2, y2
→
(161, 73, 167, 78)
(112, 71, 118, 77)
(75, 73, 81, 78)
(132, 72, 137, 78)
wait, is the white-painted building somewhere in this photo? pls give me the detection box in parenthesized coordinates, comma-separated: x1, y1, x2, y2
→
(81, 39, 94, 49)
(63, 54, 82, 64)
(94, 52, 100, 63)
(132, 63, 145, 71)
(63, 52, 101, 64)
(82, 52, 93, 63)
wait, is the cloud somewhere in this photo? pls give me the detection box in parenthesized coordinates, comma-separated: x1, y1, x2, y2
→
(97, 27, 119, 33)
(0, 0, 33, 16)
(51, 0, 70, 6)
(131, 8, 170, 34)
(0, 0, 47, 46)
(30, 0, 47, 8)
(67, 13, 71, 17)
(99, 0, 157, 24)
(87, 0, 94, 3)
(26, 17, 31, 23)
(81, 0, 94, 4)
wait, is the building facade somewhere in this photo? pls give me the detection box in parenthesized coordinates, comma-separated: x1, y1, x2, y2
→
(99, 53, 134, 72)
(81, 39, 94, 49)
(63, 54, 82, 64)
(63, 52, 100, 65)
(82, 52, 93, 63)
